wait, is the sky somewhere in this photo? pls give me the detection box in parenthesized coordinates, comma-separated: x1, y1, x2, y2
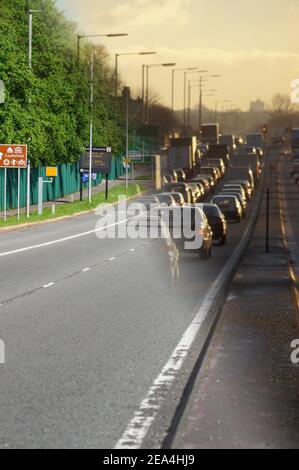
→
(56, 0, 299, 111)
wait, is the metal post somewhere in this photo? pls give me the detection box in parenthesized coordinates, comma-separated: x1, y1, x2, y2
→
(126, 88, 129, 190)
(38, 176, 43, 216)
(28, 12, 32, 70)
(3, 168, 7, 221)
(187, 83, 191, 128)
(115, 54, 118, 98)
(17, 168, 20, 221)
(105, 174, 109, 200)
(266, 188, 270, 253)
(145, 66, 149, 124)
(26, 159, 30, 218)
(142, 65, 145, 124)
(89, 53, 94, 204)
(80, 170, 83, 201)
(183, 72, 187, 127)
(199, 77, 203, 131)
(171, 69, 175, 134)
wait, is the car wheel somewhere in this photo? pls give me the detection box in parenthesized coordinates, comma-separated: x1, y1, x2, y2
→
(219, 235, 227, 246)
(199, 247, 209, 260)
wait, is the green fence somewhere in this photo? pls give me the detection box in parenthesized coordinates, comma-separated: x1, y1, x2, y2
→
(0, 156, 125, 211)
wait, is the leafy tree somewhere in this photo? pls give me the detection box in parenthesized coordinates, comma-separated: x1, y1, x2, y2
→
(0, 0, 125, 166)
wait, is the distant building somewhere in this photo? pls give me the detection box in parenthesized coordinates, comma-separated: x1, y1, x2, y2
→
(250, 99, 265, 113)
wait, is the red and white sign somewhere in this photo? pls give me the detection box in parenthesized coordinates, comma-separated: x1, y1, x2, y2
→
(0, 145, 27, 169)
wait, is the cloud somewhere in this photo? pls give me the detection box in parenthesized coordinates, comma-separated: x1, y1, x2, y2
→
(73, 0, 191, 31)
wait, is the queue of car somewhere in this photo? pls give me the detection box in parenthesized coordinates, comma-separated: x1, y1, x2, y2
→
(135, 137, 258, 260)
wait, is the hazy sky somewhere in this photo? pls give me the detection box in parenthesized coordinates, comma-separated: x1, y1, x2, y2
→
(56, 0, 299, 111)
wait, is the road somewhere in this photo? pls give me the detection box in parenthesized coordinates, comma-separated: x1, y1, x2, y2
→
(0, 173, 260, 448)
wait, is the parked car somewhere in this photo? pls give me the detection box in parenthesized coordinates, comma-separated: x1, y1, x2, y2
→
(154, 194, 177, 207)
(202, 203, 227, 245)
(206, 158, 226, 177)
(192, 176, 211, 195)
(223, 184, 247, 201)
(175, 168, 186, 182)
(161, 206, 213, 259)
(187, 183, 202, 202)
(229, 179, 253, 200)
(160, 192, 185, 206)
(134, 196, 160, 210)
(211, 195, 242, 223)
(201, 166, 219, 183)
(164, 183, 192, 204)
(219, 189, 247, 217)
(194, 174, 214, 193)
(235, 145, 257, 155)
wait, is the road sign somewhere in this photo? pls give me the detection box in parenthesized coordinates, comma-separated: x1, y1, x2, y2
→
(0, 144, 27, 168)
(80, 147, 113, 174)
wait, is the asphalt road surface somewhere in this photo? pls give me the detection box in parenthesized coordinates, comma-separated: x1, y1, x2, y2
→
(0, 175, 260, 448)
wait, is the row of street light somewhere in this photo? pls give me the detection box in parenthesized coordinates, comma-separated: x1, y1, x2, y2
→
(25, 14, 234, 203)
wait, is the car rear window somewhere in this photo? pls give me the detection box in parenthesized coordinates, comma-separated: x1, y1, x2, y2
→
(203, 205, 220, 217)
(213, 197, 235, 208)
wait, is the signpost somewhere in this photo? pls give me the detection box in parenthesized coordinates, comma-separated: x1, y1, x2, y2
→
(80, 147, 112, 201)
(0, 145, 27, 221)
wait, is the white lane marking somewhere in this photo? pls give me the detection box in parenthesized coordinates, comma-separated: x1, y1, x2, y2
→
(43, 282, 55, 289)
(115, 171, 265, 450)
(115, 271, 223, 449)
(82, 268, 91, 272)
(0, 218, 132, 258)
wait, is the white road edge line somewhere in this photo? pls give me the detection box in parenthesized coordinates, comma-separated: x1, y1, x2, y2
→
(43, 282, 55, 289)
(115, 157, 266, 450)
(0, 218, 132, 258)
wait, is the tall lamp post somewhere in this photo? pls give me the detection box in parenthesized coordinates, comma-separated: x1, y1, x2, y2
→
(183, 70, 207, 127)
(77, 33, 128, 63)
(171, 67, 197, 134)
(115, 51, 156, 98)
(27, 8, 43, 219)
(143, 63, 176, 124)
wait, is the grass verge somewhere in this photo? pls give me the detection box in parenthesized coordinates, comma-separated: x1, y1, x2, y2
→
(0, 183, 145, 229)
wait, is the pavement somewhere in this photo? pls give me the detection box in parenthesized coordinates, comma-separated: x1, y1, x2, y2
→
(0, 166, 260, 448)
(172, 148, 299, 449)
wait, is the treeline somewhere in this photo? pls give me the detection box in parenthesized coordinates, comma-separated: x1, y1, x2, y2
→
(0, 0, 125, 166)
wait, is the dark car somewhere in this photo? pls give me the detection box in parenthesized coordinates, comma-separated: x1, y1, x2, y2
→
(229, 179, 252, 200)
(160, 206, 213, 259)
(211, 195, 242, 223)
(195, 173, 215, 192)
(206, 158, 226, 177)
(160, 192, 185, 206)
(192, 176, 211, 195)
(219, 189, 246, 217)
(201, 166, 219, 183)
(154, 194, 177, 207)
(202, 203, 227, 245)
(164, 183, 192, 204)
(175, 168, 186, 182)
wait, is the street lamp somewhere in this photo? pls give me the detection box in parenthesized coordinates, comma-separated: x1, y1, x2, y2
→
(198, 74, 221, 130)
(143, 63, 176, 124)
(28, 9, 43, 70)
(170, 67, 197, 133)
(183, 70, 208, 127)
(115, 51, 156, 98)
(77, 33, 128, 63)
